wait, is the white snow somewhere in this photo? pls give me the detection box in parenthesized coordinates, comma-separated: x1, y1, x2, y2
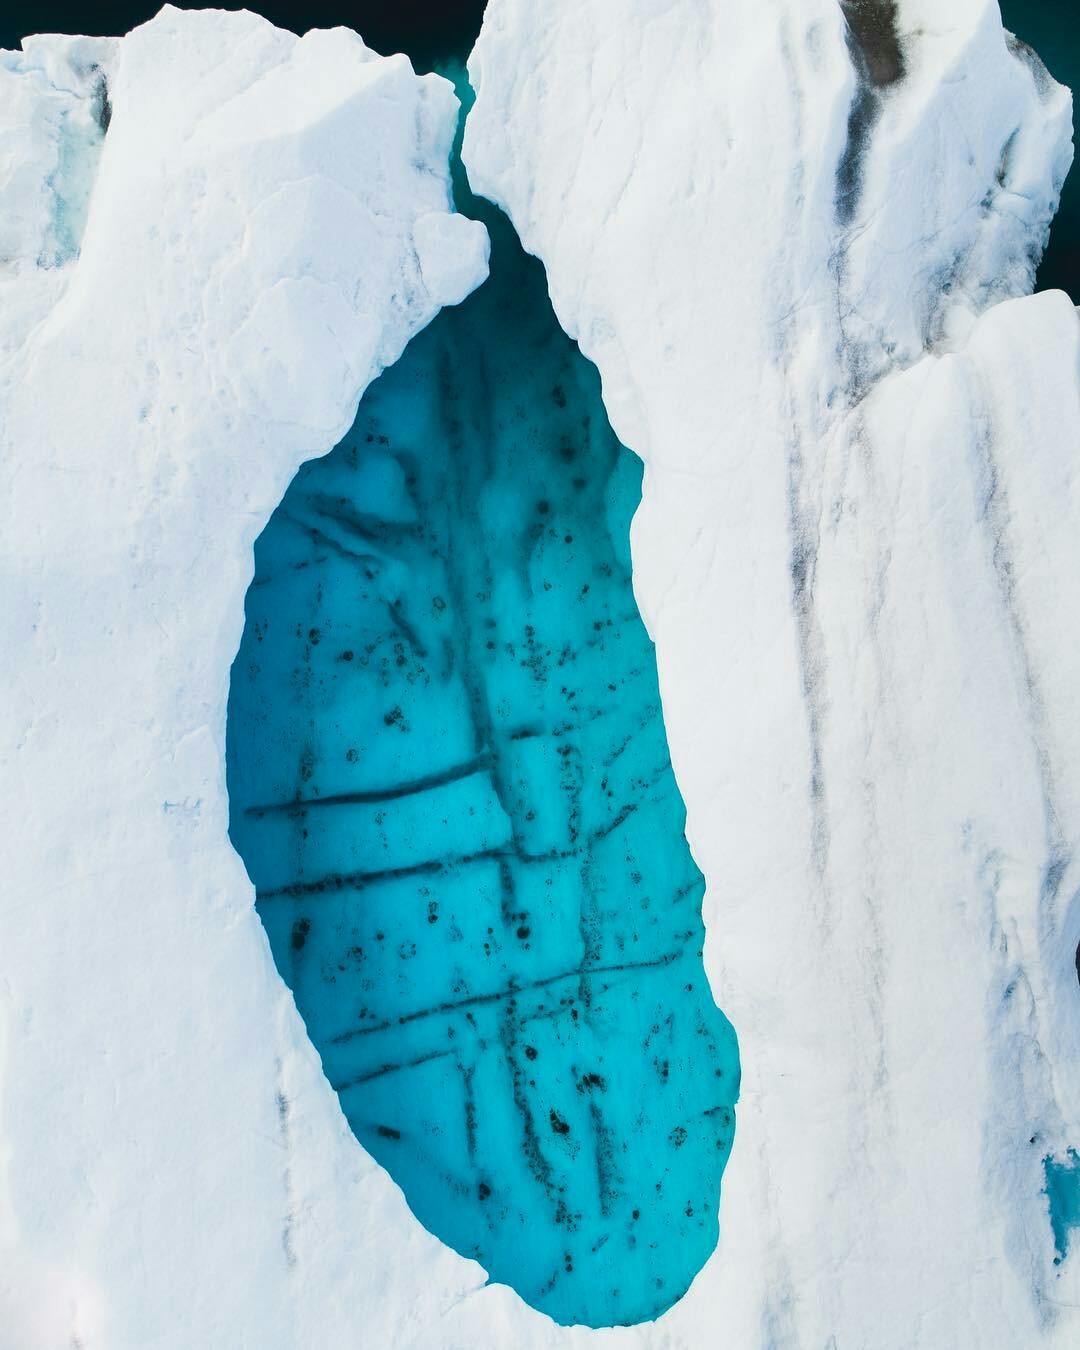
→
(465, 0, 1080, 1345)
(3, 1, 1079, 1346)
(0, 8, 505, 1348)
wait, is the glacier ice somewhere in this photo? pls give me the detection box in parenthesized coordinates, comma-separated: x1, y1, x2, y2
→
(226, 75, 738, 1327)
(0, 9, 499, 1348)
(0, 31, 116, 359)
(2, 0, 1080, 1346)
(465, 0, 1080, 1345)
(998, 0, 1080, 298)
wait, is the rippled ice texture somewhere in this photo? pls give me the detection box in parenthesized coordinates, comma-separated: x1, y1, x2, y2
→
(226, 80, 739, 1329)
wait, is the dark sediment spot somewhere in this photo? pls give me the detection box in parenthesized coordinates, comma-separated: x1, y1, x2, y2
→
(835, 1, 906, 225)
(839, 1, 904, 86)
(94, 70, 112, 134)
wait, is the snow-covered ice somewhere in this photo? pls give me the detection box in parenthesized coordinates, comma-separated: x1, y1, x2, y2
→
(465, 0, 1080, 1343)
(2, 0, 1079, 1346)
(0, 8, 502, 1347)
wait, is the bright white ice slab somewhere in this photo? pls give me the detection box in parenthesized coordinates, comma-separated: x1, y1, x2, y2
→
(466, 0, 1080, 1345)
(4, 2, 1079, 1347)
(0, 8, 511, 1348)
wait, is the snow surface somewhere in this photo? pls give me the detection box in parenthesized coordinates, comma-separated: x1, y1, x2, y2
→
(0, 8, 509, 1348)
(3, 1, 1079, 1346)
(464, 0, 1080, 1344)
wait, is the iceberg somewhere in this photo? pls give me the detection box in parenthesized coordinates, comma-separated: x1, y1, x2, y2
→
(0, 8, 499, 1347)
(3, 0, 1079, 1345)
(464, 0, 1080, 1344)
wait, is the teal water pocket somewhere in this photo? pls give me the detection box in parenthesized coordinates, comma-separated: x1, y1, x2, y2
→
(226, 78, 739, 1328)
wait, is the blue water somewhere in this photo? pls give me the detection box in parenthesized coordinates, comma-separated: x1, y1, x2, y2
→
(226, 77, 739, 1327)
(1045, 1151, 1080, 1265)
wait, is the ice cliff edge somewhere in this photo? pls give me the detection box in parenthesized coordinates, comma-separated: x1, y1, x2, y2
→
(465, 0, 1080, 1346)
(0, 9, 492, 1348)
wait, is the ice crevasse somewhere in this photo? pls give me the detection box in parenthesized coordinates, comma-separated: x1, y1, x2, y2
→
(0, 2, 1079, 1349)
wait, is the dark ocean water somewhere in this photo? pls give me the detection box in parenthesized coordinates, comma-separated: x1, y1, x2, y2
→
(999, 0, 1079, 298)
(0, 1, 484, 70)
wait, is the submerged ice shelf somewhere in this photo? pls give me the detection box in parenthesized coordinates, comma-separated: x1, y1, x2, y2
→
(226, 78, 739, 1329)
